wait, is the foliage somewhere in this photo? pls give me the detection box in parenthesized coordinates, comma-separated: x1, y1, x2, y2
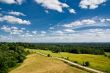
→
(8, 43, 108, 55)
(82, 61, 90, 67)
(0, 42, 109, 55)
(0, 44, 27, 73)
(73, 61, 78, 63)
(47, 54, 51, 57)
(108, 55, 110, 58)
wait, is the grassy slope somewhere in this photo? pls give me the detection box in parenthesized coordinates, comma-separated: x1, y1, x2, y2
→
(28, 49, 110, 73)
(9, 54, 88, 73)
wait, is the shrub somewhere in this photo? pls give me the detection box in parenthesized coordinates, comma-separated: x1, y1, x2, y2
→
(66, 57, 69, 60)
(82, 61, 90, 66)
(104, 54, 107, 57)
(108, 55, 110, 58)
(47, 54, 51, 57)
(26, 50, 31, 54)
(85, 61, 90, 66)
(73, 61, 78, 63)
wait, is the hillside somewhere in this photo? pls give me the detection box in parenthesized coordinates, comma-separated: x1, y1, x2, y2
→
(9, 54, 88, 73)
(28, 49, 110, 72)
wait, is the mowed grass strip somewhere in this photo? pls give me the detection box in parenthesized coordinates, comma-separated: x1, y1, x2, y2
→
(28, 49, 110, 73)
(9, 54, 88, 73)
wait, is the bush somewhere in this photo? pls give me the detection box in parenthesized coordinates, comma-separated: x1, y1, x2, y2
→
(104, 54, 107, 57)
(66, 57, 69, 60)
(108, 55, 110, 58)
(73, 61, 78, 63)
(26, 50, 31, 54)
(47, 54, 51, 57)
(85, 61, 90, 66)
(82, 61, 90, 66)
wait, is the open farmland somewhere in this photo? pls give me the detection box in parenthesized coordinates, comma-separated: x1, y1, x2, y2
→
(28, 49, 110, 73)
(9, 54, 88, 73)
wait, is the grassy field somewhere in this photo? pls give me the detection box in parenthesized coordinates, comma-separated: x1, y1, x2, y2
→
(105, 52, 110, 56)
(27, 49, 110, 73)
(9, 54, 88, 73)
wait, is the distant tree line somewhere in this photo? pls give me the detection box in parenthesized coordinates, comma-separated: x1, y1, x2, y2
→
(16, 43, 109, 55)
(1, 42, 110, 55)
(0, 43, 27, 73)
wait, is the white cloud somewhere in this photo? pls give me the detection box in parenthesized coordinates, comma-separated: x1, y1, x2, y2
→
(87, 29, 110, 33)
(79, 0, 106, 9)
(0, 15, 31, 25)
(41, 31, 46, 34)
(1, 30, 110, 42)
(0, 13, 2, 16)
(35, 0, 68, 12)
(35, 0, 76, 13)
(106, 19, 110, 22)
(69, 9, 76, 14)
(0, 0, 24, 5)
(45, 10, 49, 13)
(21, 28, 26, 30)
(1, 27, 110, 42)
(16, 0, 24, 5)
(63, 19, 96, 27)
(64, 29, 75, 33)
(0, 0, 16, 4)
(63, 18, 110, 28)
(99, 18, 106, 22)
(49, 27, 54, 30)
(82, 19, 96, 24)
(8, 11, 25, 16)
(99, 18, 110, 22)
(32, 31, 37, 34)
(54, 30, 64, 35)
(24, 33, 33, 37)
(1, 25, 11, 32)
(10, 29, 23, 35)
(1, 25, 24, 35)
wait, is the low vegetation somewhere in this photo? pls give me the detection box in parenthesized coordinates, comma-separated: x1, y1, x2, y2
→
(105, 52, 110, 58)
(29, 49, 110, 73)
(9, 54, 88, 73)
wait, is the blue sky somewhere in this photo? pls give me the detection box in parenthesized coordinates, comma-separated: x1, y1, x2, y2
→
(0, 0, 110, 42)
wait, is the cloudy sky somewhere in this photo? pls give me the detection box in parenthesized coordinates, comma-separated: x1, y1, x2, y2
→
(0, 0, 110, 43)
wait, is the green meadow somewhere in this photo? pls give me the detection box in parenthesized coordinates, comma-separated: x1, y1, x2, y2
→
(27, 49, 110, 73)
(106, 52, 110, 56)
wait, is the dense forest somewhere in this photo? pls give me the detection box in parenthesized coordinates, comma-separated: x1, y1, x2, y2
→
(13, 43, 110, 55)
(1, 42, 110, 55)
(0, 43, 27, 73)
